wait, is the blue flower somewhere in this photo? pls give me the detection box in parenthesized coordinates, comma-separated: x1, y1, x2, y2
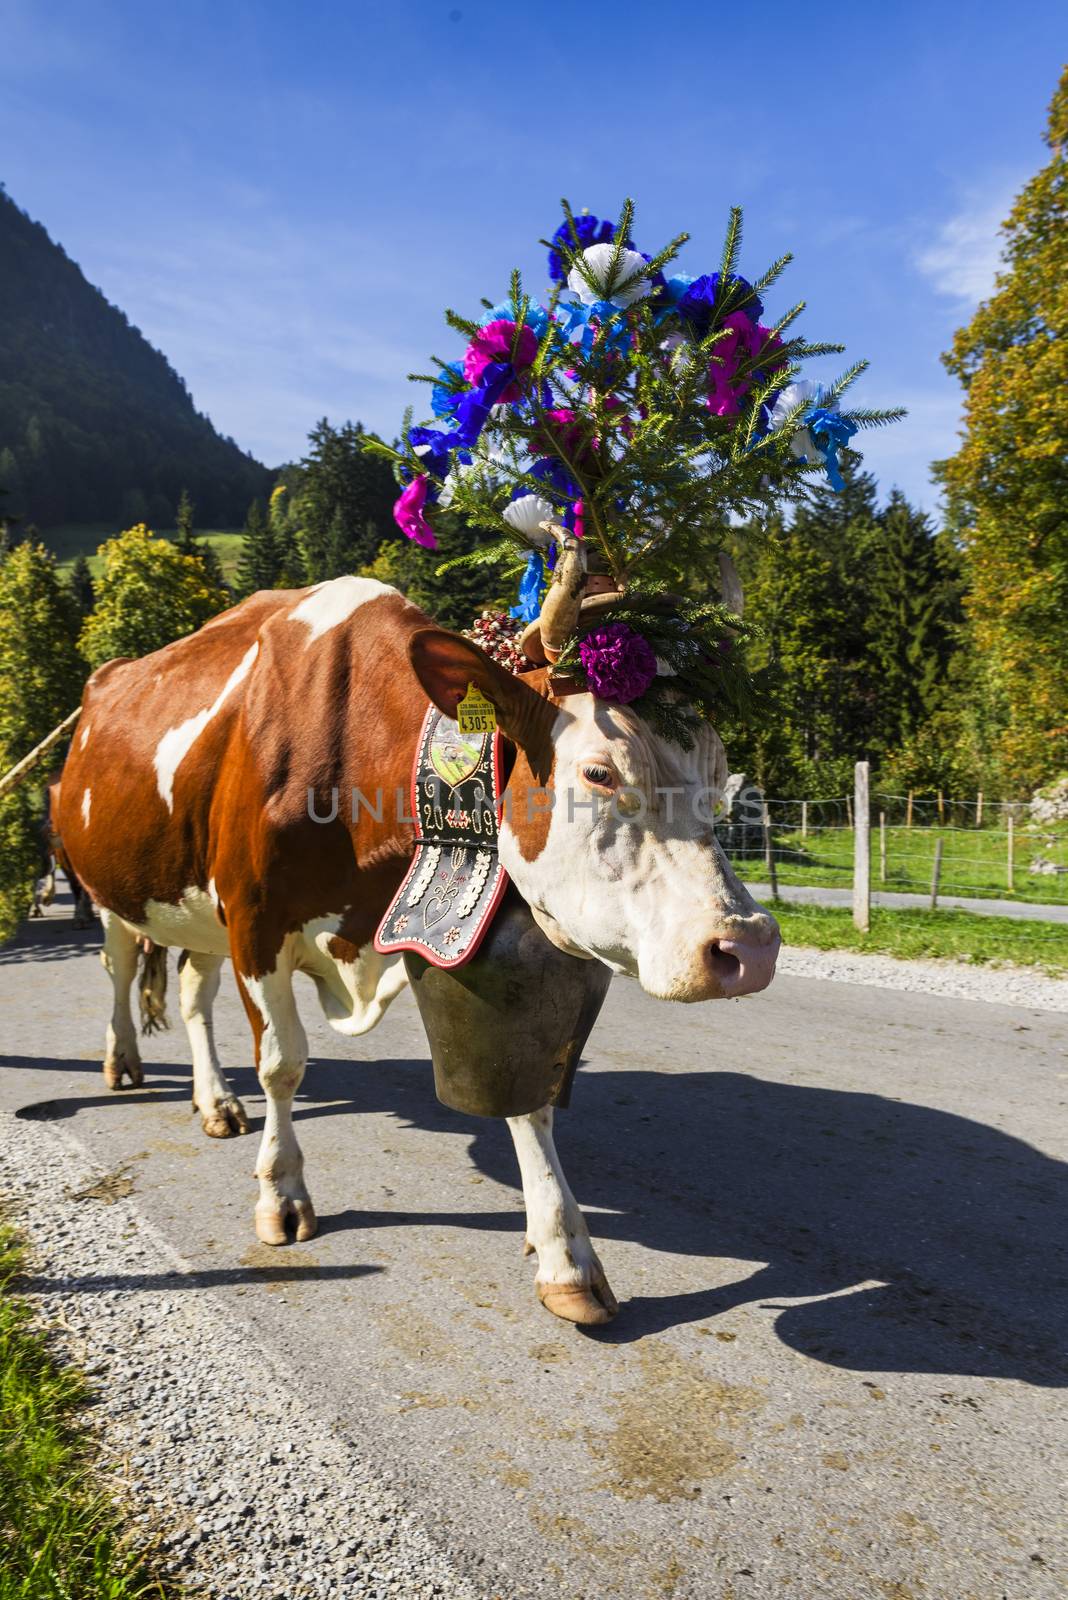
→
(510, 551, 547, 622)
(806, 408, 859, 493)
(677, 273, 764, 335)
(430, 360, 464, 419)
(480, 299, 550, 340)
(408, 424, 468, 483)
(548, 212, 625, 282)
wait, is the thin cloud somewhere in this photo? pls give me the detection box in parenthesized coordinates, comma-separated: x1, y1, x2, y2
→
(915, 180, 1018, 304)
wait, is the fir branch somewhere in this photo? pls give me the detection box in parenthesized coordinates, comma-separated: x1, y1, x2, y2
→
(719, 206, 743, 281)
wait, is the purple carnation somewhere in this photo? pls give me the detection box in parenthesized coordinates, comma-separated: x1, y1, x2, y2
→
(578, 622, 658, 704)
(548, 213, 622, 282)
(677, 272, 764, 334)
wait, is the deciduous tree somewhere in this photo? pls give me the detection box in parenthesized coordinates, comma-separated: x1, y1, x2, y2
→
(936, 67, 1068, 791)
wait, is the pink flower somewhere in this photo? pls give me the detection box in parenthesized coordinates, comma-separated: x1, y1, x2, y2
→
(705, 311, 761, 418)
(393, 475, 437, 550)
(462, 319, 538, 402)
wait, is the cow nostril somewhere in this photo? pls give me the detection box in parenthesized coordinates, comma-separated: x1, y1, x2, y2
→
(706, 941, 741, 983)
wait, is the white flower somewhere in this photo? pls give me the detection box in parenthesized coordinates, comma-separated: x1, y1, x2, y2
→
(434, 464, 473, 505)
(767, 379, 830, 463)
(503, 494, 555, 542)
(659, 331, 691, 371)
(568, 242, 652, 308)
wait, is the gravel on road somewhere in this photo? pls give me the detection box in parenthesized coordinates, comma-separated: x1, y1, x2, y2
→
(776, 945, 1068, 1011)
(0, 1111, 489, 1600)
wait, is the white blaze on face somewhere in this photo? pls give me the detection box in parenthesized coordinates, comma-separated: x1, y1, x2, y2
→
(287, 576, 397, 643)
(153, 642, 260, 812)
(499, 693, 779, 1003)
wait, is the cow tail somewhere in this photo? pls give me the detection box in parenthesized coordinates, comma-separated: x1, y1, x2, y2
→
(138, 942, 170, 1034)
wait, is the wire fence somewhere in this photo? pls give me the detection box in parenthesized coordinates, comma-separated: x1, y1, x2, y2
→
(715, 779, 1068, 913)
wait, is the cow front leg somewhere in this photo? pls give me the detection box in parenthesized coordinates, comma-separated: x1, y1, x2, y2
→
(177, 950, 249, 1139)
(507, 1106, 618, 1326)
(99, 909, 144, 1089)
(237, 961, 317, 1246)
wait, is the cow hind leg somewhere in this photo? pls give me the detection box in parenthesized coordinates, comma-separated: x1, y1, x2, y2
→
(239, 961, 317, 1245)
(177, 950, 249, 1139)
(99, 910, 144, 1090)
(507, 1106, 618, 1326)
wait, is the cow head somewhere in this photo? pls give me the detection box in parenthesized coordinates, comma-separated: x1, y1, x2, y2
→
(409, 624, 780, 1004)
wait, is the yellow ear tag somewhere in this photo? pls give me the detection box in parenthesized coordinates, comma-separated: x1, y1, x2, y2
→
(456, 683, 497, 735)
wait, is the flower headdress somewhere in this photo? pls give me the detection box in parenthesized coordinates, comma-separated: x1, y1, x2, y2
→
(369, 200, 902, 744)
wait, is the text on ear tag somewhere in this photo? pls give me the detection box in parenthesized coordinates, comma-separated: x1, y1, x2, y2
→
(457, 683, 497, 735)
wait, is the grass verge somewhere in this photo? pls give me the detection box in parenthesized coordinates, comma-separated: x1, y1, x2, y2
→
(775, 903, 1068, 977)
(0, 1221, 171, 1599)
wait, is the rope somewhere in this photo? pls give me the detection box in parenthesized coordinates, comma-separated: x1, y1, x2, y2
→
(0, 708, 81, 800)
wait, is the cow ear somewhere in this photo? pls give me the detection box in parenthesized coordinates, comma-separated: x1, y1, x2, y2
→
(408, 628, 557, 765)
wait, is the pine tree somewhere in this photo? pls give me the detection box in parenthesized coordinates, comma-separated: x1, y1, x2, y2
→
(289, 420, 401, 580)
(864, 491, 962, 751)
(79, 523, 228, 668)
(175, 486, 197, 553)
(66, 553, 96, 626)
(172, 486, 227, 593)
(0, 542, 86, 941)
(235, 499, 279, 596)
(935, 67, 1068, 792)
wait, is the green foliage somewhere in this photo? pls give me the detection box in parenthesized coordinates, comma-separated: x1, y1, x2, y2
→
(0, 188, 271, 528)
(726, 472, 963, 795)
(0, 541, 86, 941)
(78, 523, 229, 669)
(935, 67, 1068, 792)
(771, 903, 1068, 977)
(66, 552, 96, 623)
(0, 1222, 172, 1597)
(358, 509, 509, 628)
(280, 420, 400, 581)
(171, 490, 227, 592)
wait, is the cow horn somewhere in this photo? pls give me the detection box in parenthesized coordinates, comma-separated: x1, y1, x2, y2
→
(537, 526, 586, 662)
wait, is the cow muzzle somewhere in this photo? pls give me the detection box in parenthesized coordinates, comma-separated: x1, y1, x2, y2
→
(703, 928, 781, 998)
(642, 908, 780, 1002)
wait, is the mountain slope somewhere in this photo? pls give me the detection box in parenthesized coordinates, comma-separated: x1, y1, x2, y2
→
(0, 189, 271, 528)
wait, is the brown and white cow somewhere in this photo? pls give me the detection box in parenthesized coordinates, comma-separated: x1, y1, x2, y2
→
(58, 575, 779, 1324)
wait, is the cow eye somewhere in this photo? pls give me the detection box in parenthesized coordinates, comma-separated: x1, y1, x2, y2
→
(582, 763, 614, 789)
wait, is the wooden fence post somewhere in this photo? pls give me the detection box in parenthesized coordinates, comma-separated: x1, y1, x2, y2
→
(762, 801, 779, 899)
(879, 810, 887, 885)
(1007, 812, 1015, 893)
(800, 799, 808, 840)
(930, 837, 944, 909)
(937, 790, 945, 824)
(976, 790, 984, 828)
(853, 761, 870, 932)
(906, 790, 914, 828)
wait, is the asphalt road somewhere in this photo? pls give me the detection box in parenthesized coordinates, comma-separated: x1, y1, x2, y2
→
(1, 897, 1066, 1600)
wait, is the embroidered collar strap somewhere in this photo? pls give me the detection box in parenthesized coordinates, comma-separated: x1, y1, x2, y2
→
(374, 705, 509, 969)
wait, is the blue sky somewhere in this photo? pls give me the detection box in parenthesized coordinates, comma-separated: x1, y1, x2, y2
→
(1, 1, 1062, 512)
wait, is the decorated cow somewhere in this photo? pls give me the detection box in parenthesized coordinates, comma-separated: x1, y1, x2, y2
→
(58, 202, 898, 1324)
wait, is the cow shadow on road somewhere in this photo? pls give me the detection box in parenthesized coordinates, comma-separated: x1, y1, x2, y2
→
(289, 1051, 1068, 1388)
(5, 1034, 1065, 1386)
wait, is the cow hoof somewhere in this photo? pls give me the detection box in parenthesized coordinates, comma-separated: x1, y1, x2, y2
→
(255, 1197, 318, 1246)
(537, 1272, 619, 1327)
(199, 1097, 250, 1139)
(103, 1055, 143, 1091)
